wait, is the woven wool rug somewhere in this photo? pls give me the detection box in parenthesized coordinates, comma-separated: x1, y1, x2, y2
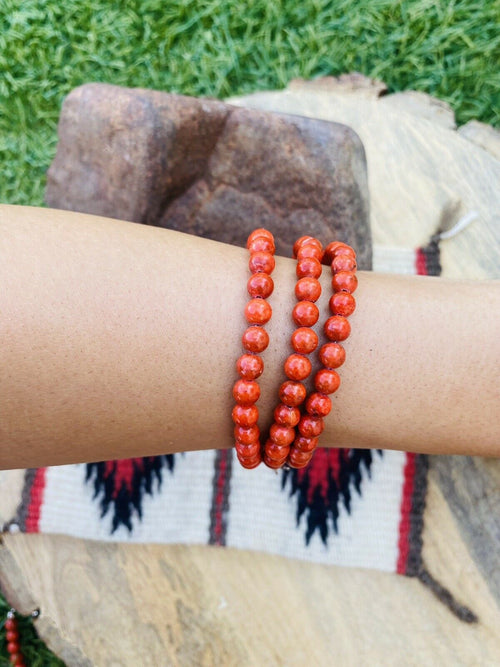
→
(7, 240, 440, 584)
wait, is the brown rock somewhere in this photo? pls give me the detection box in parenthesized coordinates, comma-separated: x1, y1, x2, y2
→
(46, 83, 371, 268)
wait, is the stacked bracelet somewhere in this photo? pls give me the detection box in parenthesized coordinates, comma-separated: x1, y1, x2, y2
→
(232, 229, 276, 469)
(286, 240, 358, 468)
(232, 230, 357, 471)
(263, 236, 324, 469)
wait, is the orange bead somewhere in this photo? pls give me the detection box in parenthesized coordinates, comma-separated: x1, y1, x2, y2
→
(234, 424, 260, 444)
(245, 298, 272, 325)
(279, 380, 307, 407)
(288, 449, 314, 468)
(293, 235, 322, 257)
(297, 244, 323, 262)
(292, 301, 319, 327)
(249, 251, 275, 275)
(314, 368, 341, 394)
(293, 436, 319, 452)
(298, 415, 324, 437)
(273, 403, 301, 427)
(305, 392, 332, 417)
(247, 272, 274, 298)
(264, 454, 285, 469)
(247, 228, 274, 248)
(334, 244, 356, 258)
(291, 327, 319, 354)
(319, 342, 346, 368)
(324, 316, 351, 342)
(247, 236, 276, 255)
(284, 353, 312, 381)
(236, 441, 261, 458)
(270, 424, 296, 446)
(237, 354, 264, 380)
(332, 270, 358, 293)
(233, 379, 260, 405)
(322, 241, 349, 264)
(237, 452, 262, 469)
(265, 440, 289, 461)
(242, 326, 269, 353)
(329, 292, 356, 317)
(332, 254, 357, 273)
(232, 404, 259, 427)
(296, 256, 322, 279)
(295, 277, 322, 302)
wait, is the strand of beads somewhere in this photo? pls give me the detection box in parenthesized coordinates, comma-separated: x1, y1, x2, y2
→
(3, 610, 26, 667)
(232, 229, 276, 469)
(263, 236, 323, 469)
(286, 241, 358, 469)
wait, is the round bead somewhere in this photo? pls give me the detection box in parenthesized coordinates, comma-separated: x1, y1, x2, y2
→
(265, 440, 289, 461)
(305, 392, 332, 417)
(298, 415, 324, 438)
(234, 424, 260, 444)
(236, 354, 264, 380)
(264, 454, 285, 469)
(329, 292, 356, 317)
(324, 316, 351, 342)
(296, 256, 322, 279)
(297, 244, 323, 262)
(314, 368, 341, 394)
(270, 424, 296, 446)
(273, 403, 301, 427)
(237, 453, 261, 469)
(232, 404, 259, 427)
(245, 298, 272, 325)
(295, 277, 321, 302)
(334, 244, 356, 258)
(249, 251, 275, 275)
(279, 381, 307, 407)
(4, 619, 17, 632)
(247, 272, 274, 299)
(323, 241, 349, 264)
(293, 235, 322, 257)
(247, 228, 274, 247)
(7, 643, 20, 655)
(292, 301, 319, 327)
(291, 327, 318, 354)
(5, 631, 19, 643)
(288, 449, 314, 468)
(319, 342, 346, 368)
(247, 236, 276, 255)
(332, 254, 357, 273)
(236, 441, 261, 458)
(233, 379, 260, 405)
(332, 270, 358, 293)
(242, 326, 269, 353)
(284, 353, 312, 381)
(293, 436, 319, 452)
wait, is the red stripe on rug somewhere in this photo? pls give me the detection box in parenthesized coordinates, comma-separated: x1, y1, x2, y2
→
(213, 452, 228, 545)
(396, 453, 416, 574)
(415, 247, 427, 275)
(25, 467, 47, 533)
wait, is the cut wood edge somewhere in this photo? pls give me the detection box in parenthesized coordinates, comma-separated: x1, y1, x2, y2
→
(0, 540, 92, 666)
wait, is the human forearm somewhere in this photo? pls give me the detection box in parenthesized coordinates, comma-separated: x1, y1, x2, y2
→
(0, 204, 499, 469)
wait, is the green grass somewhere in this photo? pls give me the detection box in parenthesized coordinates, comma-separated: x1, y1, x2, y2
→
(0, 0, 499, 206)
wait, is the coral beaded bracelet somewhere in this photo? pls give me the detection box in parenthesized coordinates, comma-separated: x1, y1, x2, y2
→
(232, 229, 276, 469)
(232, 230, 357, 471)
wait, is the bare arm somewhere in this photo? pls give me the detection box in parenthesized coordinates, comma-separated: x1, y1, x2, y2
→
(0, 204, 499, 469)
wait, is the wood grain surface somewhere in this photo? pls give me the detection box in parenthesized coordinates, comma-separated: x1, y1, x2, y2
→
(1, 77, 499, 665)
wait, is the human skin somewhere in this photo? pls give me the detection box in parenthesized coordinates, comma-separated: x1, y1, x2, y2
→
(0, 204, 499, 469)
